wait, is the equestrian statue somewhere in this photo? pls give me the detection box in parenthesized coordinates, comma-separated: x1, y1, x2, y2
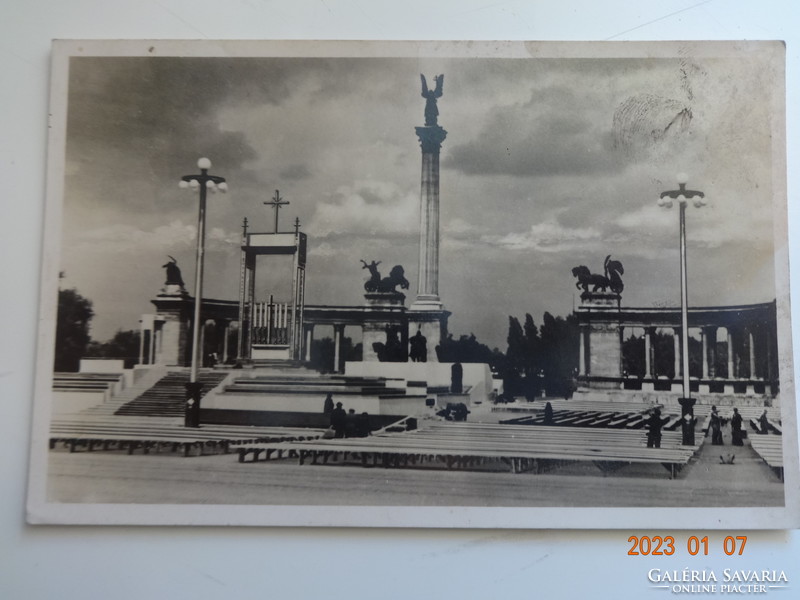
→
(572, 255, 624, 294)
(361, 259, 410, 293)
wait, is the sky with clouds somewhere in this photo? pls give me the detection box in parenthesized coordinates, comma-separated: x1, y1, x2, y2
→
(57, 46, 782, 349)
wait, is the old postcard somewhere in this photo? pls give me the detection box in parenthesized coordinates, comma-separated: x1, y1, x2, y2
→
(27, 40, 799, 528)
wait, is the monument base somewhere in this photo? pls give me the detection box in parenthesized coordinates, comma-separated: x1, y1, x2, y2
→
(364, 292, 405, 307)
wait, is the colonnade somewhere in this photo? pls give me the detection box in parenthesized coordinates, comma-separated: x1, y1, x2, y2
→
(575, 298, 779, 396)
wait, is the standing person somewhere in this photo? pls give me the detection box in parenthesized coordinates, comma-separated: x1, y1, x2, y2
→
(330, 402, 347, 438)
(730, 407, 744, 446)
(710, 406, 724, 446)
(759, 409, 770, 434)
(323, 393, 334, 415)
(646, 408, 666, 448)
(344, 409, 358, 438)
(356, 412, 371, 437)
(451, 362, 463, 393)
(543, 401, 554, 425)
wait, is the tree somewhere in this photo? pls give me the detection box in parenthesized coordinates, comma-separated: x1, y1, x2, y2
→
(505, 315, 543, 399)
(539, 312, 579, 397)
(437, 332, 496, 365)
(54, 288, 94, 372)
(85, 329, 141, 368)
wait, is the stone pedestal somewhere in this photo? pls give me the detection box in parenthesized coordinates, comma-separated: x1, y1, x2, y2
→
(150, 291, 192, 366)
(362, 292, 407, 362)
(580, 292, 622, 379)
(407, 305, 450, 363)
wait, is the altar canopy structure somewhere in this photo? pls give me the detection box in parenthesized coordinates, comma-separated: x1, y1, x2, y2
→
(237, 225, 307, 363)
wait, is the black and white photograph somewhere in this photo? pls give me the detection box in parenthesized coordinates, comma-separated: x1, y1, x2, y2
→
(26, 39, 799, 528)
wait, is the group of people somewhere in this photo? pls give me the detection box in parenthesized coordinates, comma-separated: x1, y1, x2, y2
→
(322, 393, 371, 438)
(709, 405, 771, 447)
(646, 404, 773, 449)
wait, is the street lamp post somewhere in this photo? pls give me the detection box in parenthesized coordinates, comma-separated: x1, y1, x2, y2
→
(179, 158, 227, 427)
(658, 173, 706, 443)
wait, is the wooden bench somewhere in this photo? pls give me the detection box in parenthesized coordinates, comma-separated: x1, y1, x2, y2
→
(49, 416, 325, 457)
(236, 421, 699, 478)
(749, 436, 784, 481)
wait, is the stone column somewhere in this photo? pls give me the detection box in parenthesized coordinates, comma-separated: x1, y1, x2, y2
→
(644, 328, 653, 378)
(333, 324, 344, 373)
(412, 125, 447, 308)
(701, 327, 709, 380)
(304, 325, 313, 363)
(671, 327, 683, 393)
(578, 326, 586, 376)
(749, 328, 757, 379)
(672, 328, 681, 377)
(222, 321, 230, 364)
(138, 320, 146, 365)
(727, 329, 735, 379)
(698, 326, 713, 393)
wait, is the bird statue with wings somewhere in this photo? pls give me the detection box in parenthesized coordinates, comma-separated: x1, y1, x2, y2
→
(421, 74, 444, 126)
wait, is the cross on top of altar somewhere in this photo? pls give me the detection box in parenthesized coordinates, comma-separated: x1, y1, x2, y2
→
(264, 189, 290, 233)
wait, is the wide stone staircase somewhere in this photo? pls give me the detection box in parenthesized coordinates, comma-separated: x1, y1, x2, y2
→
(114, 371, 228, 418)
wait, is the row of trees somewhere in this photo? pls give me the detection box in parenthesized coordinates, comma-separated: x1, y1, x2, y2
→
(436, 313, 580, 399)
(55, 288, 140, 371)
(502, 312, 580, 399)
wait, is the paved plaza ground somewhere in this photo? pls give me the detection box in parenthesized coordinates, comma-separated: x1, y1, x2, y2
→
(46, 430, 784, 508)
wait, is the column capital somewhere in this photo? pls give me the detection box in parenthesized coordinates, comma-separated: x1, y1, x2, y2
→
(415, 125, 448, 153)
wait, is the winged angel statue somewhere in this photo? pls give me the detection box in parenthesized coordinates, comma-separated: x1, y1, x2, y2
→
(421, 74, 444, 126)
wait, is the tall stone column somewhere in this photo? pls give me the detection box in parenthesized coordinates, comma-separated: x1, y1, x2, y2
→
(412, 125, 447, 307)
(408, 75, 450, 359)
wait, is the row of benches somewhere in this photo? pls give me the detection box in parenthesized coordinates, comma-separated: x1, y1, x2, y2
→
(49, 415, 326, 457)
(235, 421, 699, 478)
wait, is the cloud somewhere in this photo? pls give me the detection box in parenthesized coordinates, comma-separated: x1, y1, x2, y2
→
(481, 219, 601, 253)
(308, 242, 338, 257)
(443, 86, 625, 178)
(279, 164, 312, 181)
(71, 220, 239, 253)
(305, 179, 418, 238)
(443, 217, 475, 235)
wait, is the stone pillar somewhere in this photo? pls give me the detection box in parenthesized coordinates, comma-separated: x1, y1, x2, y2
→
(673, 328, 681, 377)
(304, 325, 313, 363)
(138, 320, 146, 365)
(697, 327, 710, 393)
(333, 324, 344, 373)
(222, 321, 230, 364)
(578, 326, 586, 376)
(153, 327, 161, 364)
(726, 329, 735, 379)
(671, 327, 683, 392)
(412, 125, 447, 308)
(746, 328, 757, 395)
(701, 327, 709, 380)
(642, 327, 654, 391)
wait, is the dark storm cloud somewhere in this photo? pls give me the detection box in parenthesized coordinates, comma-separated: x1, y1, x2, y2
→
(443, 85, 624, 177)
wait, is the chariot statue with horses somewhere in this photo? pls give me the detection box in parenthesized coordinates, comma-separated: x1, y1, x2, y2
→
(572, 255, 624, 294)
(361, 259, 410, 294)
